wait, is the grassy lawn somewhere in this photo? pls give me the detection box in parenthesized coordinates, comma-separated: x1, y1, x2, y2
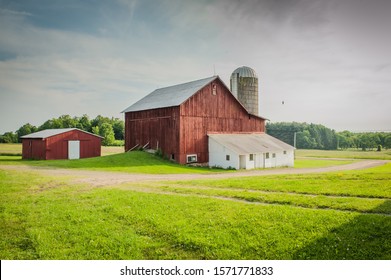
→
(0, 143, 360, 172)
(294, 158, 356, 168)
(0, 152, 225, 174)
(296, 149, 391, 160)
(1, 162, 390, 259)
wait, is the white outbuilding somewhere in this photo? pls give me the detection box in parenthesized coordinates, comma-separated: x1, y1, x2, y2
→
(208, 133, 295, 170)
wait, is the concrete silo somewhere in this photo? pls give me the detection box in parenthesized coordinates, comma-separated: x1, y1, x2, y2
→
(230, 66, 259, 116)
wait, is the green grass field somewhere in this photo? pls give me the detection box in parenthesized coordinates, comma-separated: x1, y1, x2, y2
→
(296, 148, 391, 160)
(0, 143, 365, 172)
(0, 146, 390, 259)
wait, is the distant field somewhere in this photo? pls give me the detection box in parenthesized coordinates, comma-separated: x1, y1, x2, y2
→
(0, 143, 22, 156)
(1, 162, 390, 259)
(296, 149, 391, 160)
(294, 158, 355, 168)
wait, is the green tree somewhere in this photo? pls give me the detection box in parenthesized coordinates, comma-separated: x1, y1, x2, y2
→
(384, 135, 391, 149)
(112, 118, 124, 140)
(0, 132, 18, 143)
(16, 123, 37, 141)
(58, 115, 77, 128)
(99, 123, 115, 146)
(76, 114, 92, 132)
(92, 126, 100, 136)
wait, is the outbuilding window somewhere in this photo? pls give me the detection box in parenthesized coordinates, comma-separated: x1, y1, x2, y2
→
(226, 155, 230, 161)
(283, 150, 287, 155)
(272, 153, 276, 158)
(187, 154, 197, 163)
(249, 154, 254, 161)
(265, 152, 269, 159)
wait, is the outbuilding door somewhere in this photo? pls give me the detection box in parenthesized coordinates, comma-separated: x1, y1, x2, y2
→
(239, 155, 246, 169)
(68, 140, 80, 159)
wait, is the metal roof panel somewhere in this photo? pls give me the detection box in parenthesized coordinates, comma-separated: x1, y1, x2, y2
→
(122, 76, 218, 113)
(21, 128, 103, 139)
(208, 133, 294, 154)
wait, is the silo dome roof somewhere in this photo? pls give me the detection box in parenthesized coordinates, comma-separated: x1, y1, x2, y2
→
(231, 66, 258, 78)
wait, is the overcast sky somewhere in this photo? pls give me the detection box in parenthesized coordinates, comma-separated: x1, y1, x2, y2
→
(1, 0, 390, 133)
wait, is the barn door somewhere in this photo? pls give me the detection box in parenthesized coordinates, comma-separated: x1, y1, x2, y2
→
(68, 140, 80, 159)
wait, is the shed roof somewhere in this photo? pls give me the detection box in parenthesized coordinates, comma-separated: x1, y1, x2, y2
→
(122, 76, 218, 113)
(21, 128, 103, 139)
(208, 133, 294, 154)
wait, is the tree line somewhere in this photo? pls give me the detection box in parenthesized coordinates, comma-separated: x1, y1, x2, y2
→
(0, 115, 124, 146)
(266, 122, 391, 150)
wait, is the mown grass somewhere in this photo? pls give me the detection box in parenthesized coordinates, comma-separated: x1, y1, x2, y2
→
(0, 152, 225, 174)
(0, 143, 22, 156)
(296, 149, 391, 160)
(1, 163, 390, 260)
(294, 158, 355, 168)
(167, 163, 391, 199)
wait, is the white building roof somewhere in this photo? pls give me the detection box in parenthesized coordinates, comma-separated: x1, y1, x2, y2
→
(122, 76, 218, 113)
(208, 133, 294, 154)
(21, 128, 103, 139)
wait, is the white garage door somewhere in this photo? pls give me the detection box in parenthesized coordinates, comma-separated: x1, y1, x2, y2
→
(68, 140, 80, 159)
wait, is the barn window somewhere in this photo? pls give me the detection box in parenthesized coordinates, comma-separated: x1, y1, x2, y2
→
(187, 154, 197, 163)
(226, 155, 230, 161)
(249, 154, 254, 161)
(272, 153, 276, 158)
(212, 84, 217, 95)
(265, 152, 269, 159)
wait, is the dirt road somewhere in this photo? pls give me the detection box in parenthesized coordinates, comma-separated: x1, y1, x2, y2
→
(1, 159, 388, 187)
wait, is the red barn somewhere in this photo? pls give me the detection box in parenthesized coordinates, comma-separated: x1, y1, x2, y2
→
(21, 128, 103, 160)
(122, 76, 267, 164)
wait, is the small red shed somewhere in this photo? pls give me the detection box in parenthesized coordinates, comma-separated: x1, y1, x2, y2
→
(21, 128, 103, 160)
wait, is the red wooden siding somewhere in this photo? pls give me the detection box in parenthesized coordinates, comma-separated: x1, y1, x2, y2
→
(22, 129, 101, 160)
(124, 107, 180, 159)
(45, 130, 101, 160)
(125, 77, 265, 165)
(22, 139, 45, 160)
(179, 79, 264, 163)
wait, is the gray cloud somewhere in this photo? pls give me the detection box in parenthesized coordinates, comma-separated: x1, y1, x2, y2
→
(0, 0, 390, 133)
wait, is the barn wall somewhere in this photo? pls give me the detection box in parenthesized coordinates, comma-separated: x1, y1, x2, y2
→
(22, 139, 46, 160)
(179, 79, 265, 164)
(125, 107, 180, 159)
(45, 130, 101, 160)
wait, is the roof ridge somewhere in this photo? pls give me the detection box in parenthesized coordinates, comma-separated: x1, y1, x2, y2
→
(122, 76, 218, 113)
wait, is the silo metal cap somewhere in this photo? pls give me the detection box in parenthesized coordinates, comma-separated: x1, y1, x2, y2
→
(231, 66, 258, 78)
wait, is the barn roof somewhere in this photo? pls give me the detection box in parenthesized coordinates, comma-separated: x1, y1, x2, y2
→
(122, 76, 218, 113)
(21, 128, 103, 139)
(208, 133, 294, 154)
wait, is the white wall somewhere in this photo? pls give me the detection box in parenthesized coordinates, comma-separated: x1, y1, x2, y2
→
(209, 138, 294, 170)
(208, 138, 239, 169)
(264, 150, 294, 168)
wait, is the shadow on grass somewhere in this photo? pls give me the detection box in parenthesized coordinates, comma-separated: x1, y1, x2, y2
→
(293, 200, 391, 259)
